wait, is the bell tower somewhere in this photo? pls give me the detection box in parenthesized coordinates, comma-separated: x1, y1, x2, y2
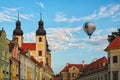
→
(13, 14, 23, 47)
(35, 13, 47, 65)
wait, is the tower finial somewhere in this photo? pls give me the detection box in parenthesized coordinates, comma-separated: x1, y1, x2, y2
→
(2, 27, 4, 30)
(18, 13, 19, 20)
(40, 13, 42, 20)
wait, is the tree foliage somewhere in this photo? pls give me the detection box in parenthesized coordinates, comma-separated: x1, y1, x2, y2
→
(107, 28, 120, 43)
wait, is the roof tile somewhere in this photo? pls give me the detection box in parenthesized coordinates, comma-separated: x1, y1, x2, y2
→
(85, 57, 107, 71)
(105, 36, 120, 51)
(22, 43, 36, 50)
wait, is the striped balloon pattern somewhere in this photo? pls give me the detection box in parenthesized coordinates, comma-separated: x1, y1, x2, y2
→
(83, 22, 96, 38)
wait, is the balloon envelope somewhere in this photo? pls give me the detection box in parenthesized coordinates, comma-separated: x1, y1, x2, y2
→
(83, 22, 96, 38)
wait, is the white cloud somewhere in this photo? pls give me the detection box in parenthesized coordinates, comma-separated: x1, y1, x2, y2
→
(47, 27, 82, 51)
(84, 27, 119, 51)
(20, 14, 34, 20)
(23, 32, 35, 42)
(36, 1, 46, 10)
(55, 12, 68, 22)
(89, 35, 108, 51)
(68, 43, 86, 48)
(0, 7, 34, 22)
(0, 12, 16, 22)
(55, 4, 120, 22)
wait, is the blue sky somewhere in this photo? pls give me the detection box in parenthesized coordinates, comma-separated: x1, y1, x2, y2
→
(0, 0, 120, 74)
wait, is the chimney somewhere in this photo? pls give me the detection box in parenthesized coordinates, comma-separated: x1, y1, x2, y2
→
(66, 63, 69, 66)
(82, 60, 85, 67)
(93, 58, 97, 62)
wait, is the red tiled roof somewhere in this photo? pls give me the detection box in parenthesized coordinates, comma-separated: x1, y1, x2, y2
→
(61, 64, 88, 72)
(105, 36, 120, 51)
(54, 77, 59, 80)
(22, 43, 36, 50)
(85, 57, 107, 71)
(31, 56, 43, 67)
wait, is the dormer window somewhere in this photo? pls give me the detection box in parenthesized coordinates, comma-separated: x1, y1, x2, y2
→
(73, 67, 75, 70)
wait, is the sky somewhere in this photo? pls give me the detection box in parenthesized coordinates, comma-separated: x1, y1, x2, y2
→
(0, 0, 120, 74)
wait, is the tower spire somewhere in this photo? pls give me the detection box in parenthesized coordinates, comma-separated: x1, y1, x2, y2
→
(40, 13, 42, 20)
(18, 13, 19, 20)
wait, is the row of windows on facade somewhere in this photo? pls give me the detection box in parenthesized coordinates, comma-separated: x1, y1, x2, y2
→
(83, 74, 107, 80)
(82, 72, 118, 80)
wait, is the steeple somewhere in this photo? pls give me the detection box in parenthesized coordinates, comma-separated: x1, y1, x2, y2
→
(13, 13, 23, 36)
(38, 13, 44, 27)
(36, 13, 46, 35)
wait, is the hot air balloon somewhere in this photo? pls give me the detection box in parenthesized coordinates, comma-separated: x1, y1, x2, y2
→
(83, 22, 96, 38)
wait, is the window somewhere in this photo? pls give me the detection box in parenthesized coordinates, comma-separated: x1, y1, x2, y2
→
(108, 72, 110, 80)
(39, 37, 42, 42)
(73, 67, 75, 70)
(104, 74, 107, 80)
(38, 51, 42, 56)
(72, 73, 76, 78)
(46, 58, 48, 65)
(2, 48, 5, 56)
(113, 71, 118, 80)
(108, 57, 110, 64)
(113, 56, 117, 63)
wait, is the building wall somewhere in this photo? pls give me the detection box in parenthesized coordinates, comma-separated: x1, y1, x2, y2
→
(45, 66, 54, 80)
(36, 36, 46, 65)
(61, 72, 69, 80)
(108, 49, 120, 80)
(29, 50, 36, 56)
(46, 52, 51, 67)
(0, 30, 10, 80)
(61, 66, 81, 80)
(69, 66, 79, 80)
(14, 35, 23, 47)
(77, 69, 108, 80)
(10, 40, 20, 80)
(19, 53, 36, 80)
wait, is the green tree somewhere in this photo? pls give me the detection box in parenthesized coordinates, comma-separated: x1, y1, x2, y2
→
(107, 29, 120, 43)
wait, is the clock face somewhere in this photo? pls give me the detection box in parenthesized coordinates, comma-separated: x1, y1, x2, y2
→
(38, 44, 43, 49)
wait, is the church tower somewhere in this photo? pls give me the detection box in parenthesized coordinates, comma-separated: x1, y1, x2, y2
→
(13, 14, 23, 47)
(36, 14, 47, 65)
